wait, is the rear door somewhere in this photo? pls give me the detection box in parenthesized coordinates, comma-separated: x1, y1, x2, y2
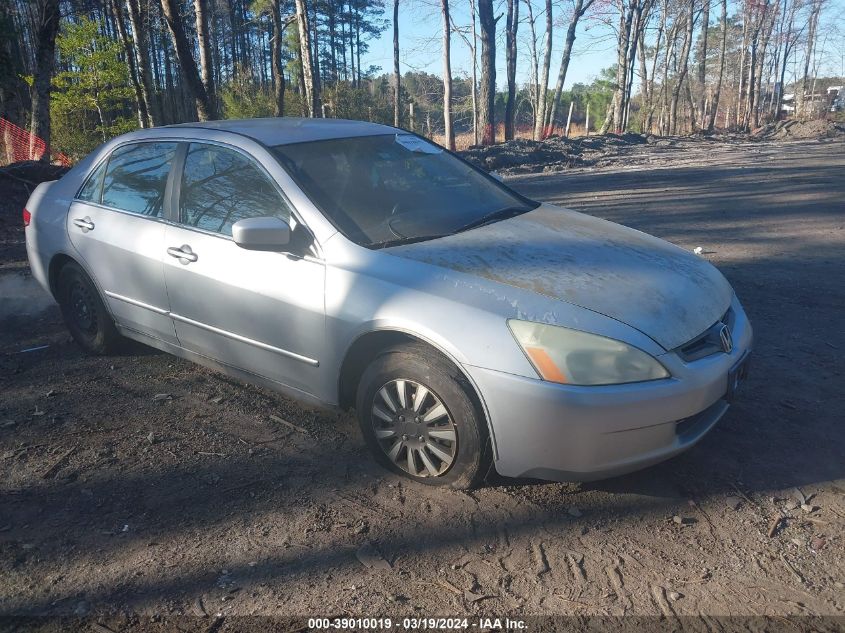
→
(67, 141, 179, 344)
(162, 141, 326, 396)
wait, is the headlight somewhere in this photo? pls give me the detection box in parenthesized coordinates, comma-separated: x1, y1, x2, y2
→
(508, 320, 669, 386)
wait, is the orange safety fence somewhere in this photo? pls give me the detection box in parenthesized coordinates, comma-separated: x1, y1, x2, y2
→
(0, 117, 71, 167)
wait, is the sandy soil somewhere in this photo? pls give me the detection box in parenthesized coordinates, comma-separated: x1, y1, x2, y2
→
(1, 138, 844, 629)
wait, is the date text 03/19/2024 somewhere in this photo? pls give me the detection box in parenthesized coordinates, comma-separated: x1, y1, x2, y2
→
(307, 617, 528, 630)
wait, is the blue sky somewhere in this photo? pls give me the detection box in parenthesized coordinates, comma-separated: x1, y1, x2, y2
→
(361, 3, 617, 90)
(360, 0, 845, 90)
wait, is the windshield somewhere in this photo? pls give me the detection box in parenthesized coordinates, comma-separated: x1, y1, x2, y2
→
(272, 134, 538, 248)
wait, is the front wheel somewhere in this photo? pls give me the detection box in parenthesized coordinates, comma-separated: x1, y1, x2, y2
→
(56, 262, 122, 355)
(356, 343, 490, 489)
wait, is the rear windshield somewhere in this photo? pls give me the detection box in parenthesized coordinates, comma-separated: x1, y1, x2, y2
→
(272, 134, 536, 247)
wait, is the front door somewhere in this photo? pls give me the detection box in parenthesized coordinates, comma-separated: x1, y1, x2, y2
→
(67, 141, 179, 344)
(162, 141, 326, 396)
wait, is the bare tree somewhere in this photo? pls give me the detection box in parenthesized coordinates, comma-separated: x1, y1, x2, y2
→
(441, 0, 454, 149)
(524, 0, 540, 130)
(393, 0, 400, 127)
(109, 0, 147, 127)
(772, 0, 803, 117)
(194, 0, 216, 114)
(450, 0, 479, 143)
(125, 0, 160, 126)
(160, 0, 216, 120)
(642, 0, 668, 132)
(295, 0, 318, 117)
(504, 0, 519, 140)
(707, 0, 727, 131)
(546, 0, 595, 136)
(477, 0, 496, 144)
(751, 1, 776, 128)
(270, 0, 289, 116)
(29, 0, 61, 160)
(533, 0, 553, 139)
(797, 0, 823, 117)
(668, 0, 696, 134)
(695, 0, 710, 129)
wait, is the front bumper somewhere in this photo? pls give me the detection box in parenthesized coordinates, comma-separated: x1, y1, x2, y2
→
(466, 299, 753, 482)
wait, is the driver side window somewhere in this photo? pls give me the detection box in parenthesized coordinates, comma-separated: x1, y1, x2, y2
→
(180, 143, 291, 237)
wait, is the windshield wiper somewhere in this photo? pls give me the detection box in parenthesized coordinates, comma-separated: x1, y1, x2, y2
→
(367, 234, 448, 249)
(454, 206, 531, 234)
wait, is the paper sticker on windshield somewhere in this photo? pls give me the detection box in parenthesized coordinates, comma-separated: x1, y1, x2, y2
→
(395, 134, 443, 154)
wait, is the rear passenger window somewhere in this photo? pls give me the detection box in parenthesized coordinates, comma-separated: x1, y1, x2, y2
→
(179, 143, 291, 236)
(101, 142, 177, 217)
(77, 160, 107, 203)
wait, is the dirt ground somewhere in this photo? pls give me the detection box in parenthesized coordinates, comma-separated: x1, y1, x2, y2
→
(1, 138, 844, 629)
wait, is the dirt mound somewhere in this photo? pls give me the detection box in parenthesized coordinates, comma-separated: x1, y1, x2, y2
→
(752, 119, 845, 140)
(458, 133, 650, 175)
(0, 161, 69, 268)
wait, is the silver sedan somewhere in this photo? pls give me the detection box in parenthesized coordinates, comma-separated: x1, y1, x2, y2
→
(24, 118, 752, 488)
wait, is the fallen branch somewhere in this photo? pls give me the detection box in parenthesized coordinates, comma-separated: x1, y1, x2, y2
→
(41, 446, 76, 479)
(269, 414, 309, 435)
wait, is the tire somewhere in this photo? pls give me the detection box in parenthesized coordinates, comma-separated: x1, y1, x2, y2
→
(56, 262, 122, 355)
(356, 343, 490, 489)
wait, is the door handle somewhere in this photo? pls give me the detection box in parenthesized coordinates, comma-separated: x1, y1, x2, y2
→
(72, 217, 95, 232)
(167, 245, 198, 264)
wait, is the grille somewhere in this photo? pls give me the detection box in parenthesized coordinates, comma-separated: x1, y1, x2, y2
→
(676, 307, 734, 362)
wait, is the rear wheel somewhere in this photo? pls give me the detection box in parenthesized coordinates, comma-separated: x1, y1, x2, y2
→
(356, 343, 490, 489)
(57, 262, 122, 355)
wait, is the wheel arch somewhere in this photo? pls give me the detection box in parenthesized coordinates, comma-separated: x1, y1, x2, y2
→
(48, 252, 78, 298)
(337, 328, 498, 458)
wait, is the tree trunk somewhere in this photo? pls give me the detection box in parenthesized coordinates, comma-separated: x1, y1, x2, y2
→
(126, 0, 160, 126)
(477, 0, 496, 145)
(525, 0, 539, 130)
(774, 0, 797, 118)
(643, 0, 668, 133)
(310, 0, 322, 115)
(270, 0, 286, 116)
(695, 0, 709, 129)
(160, 0, 216, 120)
(669, 0, 695, 135)
(504, 0, 518, 140)
(110, 0, 148, 127)
(707, 0, 727, 131)
(355, 7, 362, 86)
(533, 0, 553, 140)
(393, 0, 400, 127)
(735, 12, 749, 127)
(603, 0, 636, 134)
(546, 0, 591, 137)
(797, 0, 821, 118)
(29, 0, 61, 161)
(441, 0, 454, 149)
(194, 0, 216, 114)
(753, 4, 775, 128)
(295, 0, 317, 117)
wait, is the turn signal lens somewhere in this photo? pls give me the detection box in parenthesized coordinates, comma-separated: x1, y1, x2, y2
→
(23, 208, 31, 227)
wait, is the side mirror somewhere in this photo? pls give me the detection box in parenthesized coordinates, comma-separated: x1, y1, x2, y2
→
(231, 216, 291, 252)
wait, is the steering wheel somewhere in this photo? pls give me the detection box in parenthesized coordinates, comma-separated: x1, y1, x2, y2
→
(386, 203, 407, 238)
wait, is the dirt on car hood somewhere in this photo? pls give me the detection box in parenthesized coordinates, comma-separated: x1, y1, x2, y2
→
(387, 203, 733, 350)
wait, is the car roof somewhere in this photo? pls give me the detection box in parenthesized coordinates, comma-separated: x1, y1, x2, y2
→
(163, 117, 398, 146)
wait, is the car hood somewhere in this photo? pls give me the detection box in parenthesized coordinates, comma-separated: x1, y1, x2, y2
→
(386, 204, 733, 350)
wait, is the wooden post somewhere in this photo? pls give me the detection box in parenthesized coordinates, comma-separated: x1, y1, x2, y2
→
(585, 102, 590, 136)
(564, 101, 575, 137)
